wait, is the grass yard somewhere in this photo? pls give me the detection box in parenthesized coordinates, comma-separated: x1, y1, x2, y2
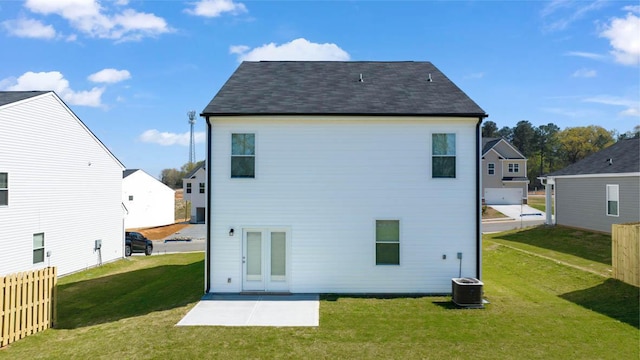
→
(528, 195, 551, 213)
(0, 228, 637, 359)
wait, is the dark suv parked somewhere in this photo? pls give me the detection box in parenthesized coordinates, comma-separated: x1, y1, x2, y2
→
(125, 231, 153, 256)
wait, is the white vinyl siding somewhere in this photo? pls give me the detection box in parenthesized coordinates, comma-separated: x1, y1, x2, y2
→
(606, 184, 619, 217)
(0, 172, 7, 206)
(209, 116, 479, 294)
(122, 170, 175, 229)
(0, 93, 124, 276)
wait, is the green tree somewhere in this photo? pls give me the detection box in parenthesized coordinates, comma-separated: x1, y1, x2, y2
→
(497, 126, 513, 141)
(557, 126, 615, 165)
(160, 160, 205, 189)
(512, 120, 536, 157)
(482, 121, 499, 138)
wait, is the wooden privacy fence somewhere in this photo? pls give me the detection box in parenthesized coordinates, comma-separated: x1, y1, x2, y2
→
(0, 267, 57, 348)
(612, 223, 640, 287)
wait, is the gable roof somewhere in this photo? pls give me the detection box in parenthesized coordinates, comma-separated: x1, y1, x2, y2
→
(123, 169, 139, 178)
(482, 137, 525, 159)
(546, 138, 640, 177)
(202, 61, 487, 117)
(183, 162, 205, 179)
(0, 91, 49, 107)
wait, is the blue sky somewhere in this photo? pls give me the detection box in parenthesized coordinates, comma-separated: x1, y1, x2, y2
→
(1, 0, 638, 178)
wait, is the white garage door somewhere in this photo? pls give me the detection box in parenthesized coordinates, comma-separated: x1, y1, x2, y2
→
(485, 188, 523, 205)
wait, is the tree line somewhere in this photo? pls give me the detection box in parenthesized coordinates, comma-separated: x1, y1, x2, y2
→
(160, 160, 204, 189)
(482, 120, 639, 189)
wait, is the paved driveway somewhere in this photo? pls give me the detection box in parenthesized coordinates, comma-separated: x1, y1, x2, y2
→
(150, 224, 206, 255)
(489, 205, 545, 221)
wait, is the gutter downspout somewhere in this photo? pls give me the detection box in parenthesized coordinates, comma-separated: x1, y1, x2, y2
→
(476, 117, 483, 280)
(204, 116, 212, 293)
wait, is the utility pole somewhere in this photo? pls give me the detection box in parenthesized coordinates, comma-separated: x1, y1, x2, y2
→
(187, 110, 196, 164)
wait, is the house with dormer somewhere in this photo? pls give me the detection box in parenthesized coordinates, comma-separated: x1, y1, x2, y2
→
(482, 137, 529, 205)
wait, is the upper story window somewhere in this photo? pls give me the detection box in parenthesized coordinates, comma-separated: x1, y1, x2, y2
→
(128, 195, 134, 201)
(186, 183, 192, 194)
(606, 184, 619, 217)
(231, 133, 255, 178)
(0, 172, 7, 206)
(432, 134, 456, 178)
(508, 163, 519, 173)
(376, 220, 400, 265)
(199, 182, 205, 193)
(488, 163, 495, 175)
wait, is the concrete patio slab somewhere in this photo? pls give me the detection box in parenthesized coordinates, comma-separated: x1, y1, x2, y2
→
(489, 205, 545, 221)
(176, 294, 319, 327)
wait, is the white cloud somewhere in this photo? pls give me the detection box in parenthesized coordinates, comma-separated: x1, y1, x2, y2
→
(541, 0, 607, 32)
(139, 129, 206, 146)
(572, 68, 597, 77)
(22, 0, 172, 42)
(583, 95, 640, 117)
(1, 71, 104, 107)
(185, 0, 247, 17)
(464, 72, 485, 79)
(2, 17, 56, 39)
(230, 38, 350, 62)
(600, 11, 640, 65)
(564, 51, 607, 60)
(88, 68, 131, 83)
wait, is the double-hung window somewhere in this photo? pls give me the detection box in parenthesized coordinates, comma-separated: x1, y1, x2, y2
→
(376, 220, 400, 265)
(488, 163, 495, 175)
(186, 183, 192, 194)
(33, 233, 45, 264)
(199, 182, 205, 193)
(606, 184, 619, 216)
(508, 163, 519, 173)
(231, 133, 255, 178)
(0, 172, 7, 206)
(432, 134, 456, 178)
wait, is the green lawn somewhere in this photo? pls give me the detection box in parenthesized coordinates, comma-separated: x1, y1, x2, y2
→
(528, 195, 551, 213)
(1, 228, 638, 359)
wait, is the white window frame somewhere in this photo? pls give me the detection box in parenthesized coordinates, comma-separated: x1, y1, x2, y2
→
(186, 183, 192, 194)
(508, 163, 519, 173)
(375, 220, 400, 266)
(431, 133, 456, 179)
(606, 184, 619, 217)
(231, 133, 256, 179)
(199, 182, 205, 194)
(0, 172, 7, 206)
(33, 233, 45, 264)
(488, 163, 495, 175)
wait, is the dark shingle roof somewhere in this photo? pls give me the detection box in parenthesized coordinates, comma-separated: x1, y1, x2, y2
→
(546, 138, 640, 176)
(482, 137, 502, 155)
(183, 162, 205, 179)
(0, 91, 49, 107)
(202, 61, 486, 116)
(123, 169, 139, 179)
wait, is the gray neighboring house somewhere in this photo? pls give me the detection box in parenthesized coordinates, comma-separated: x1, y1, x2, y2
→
(482, 137, 529, 205)
(182, 162, 206, 224)
(541, 138, 640, 233)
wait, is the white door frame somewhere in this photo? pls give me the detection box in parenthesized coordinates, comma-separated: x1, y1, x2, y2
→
(242, 228, 290, 292)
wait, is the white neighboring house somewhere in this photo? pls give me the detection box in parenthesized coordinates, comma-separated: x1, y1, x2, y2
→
(182, 162, 206, 224)
(481, 137, 529, 205)
(0, 91, 125, 276)
(201, 61, 487, 294)
(123, 169, 175, 229)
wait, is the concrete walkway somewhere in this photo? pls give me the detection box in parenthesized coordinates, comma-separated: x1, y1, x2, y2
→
(489, 205, 545, 221)
(176, 294, 319, 327)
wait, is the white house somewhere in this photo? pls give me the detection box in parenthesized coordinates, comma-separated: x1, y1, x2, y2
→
(482, 138, 529, 205)
(201, 61, 487, 294)
(541, 138, 640, 233)
(0, 91, 125, 276)
(182, 162, 206, 223)
(123, 169, 175, 229)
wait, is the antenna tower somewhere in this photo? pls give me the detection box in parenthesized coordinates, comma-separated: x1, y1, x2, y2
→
(187, 110, 196, 164)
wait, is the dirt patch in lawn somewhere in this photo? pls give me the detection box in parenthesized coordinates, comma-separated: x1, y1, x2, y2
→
(482, 206, 508, 220)
(129, 223, 191, 241)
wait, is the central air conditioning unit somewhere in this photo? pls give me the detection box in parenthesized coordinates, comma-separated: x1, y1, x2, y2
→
(452, 277, 484, 308)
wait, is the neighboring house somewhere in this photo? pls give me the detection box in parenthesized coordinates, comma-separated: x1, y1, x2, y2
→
(123, 169, 175, 229)
(200, 61, 487, 294)
(541, 138, 640, 234)
(481, 137, 529, 204)
(0, 91, 125, 276)
(182, 162, 206, 223)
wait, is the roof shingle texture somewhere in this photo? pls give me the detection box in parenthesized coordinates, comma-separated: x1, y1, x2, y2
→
(0, 91, 49, 107)
(202, 61, 486, 116)
(546, 138, 640, 176)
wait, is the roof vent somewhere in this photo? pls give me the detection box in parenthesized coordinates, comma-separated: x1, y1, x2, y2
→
(607, 158, 613, 165)
(428, 73, 433, 82)
(359, 73, 364, 82)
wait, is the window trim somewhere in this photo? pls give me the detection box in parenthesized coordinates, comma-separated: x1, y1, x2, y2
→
(199, 182, 205, 194)
(487, 163, 495, 176)
(33, 233, 45, 264)
(508, 163, 519, 173)
(0, 172, 7, 206)
(186, 183, 192, 194)
(231, 133, 256, 179)
(431, 133, 456, 179)
(375, 219, 400, 266)
(606, 184, 619, 217)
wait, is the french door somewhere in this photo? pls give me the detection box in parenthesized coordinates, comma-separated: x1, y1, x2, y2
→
(242, 229, 288, 292)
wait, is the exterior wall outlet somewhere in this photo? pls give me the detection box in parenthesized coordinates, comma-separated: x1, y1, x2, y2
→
(227, 277, 232, 283)
(442, 254, 446, 260)
(457, 252, 463, 259)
